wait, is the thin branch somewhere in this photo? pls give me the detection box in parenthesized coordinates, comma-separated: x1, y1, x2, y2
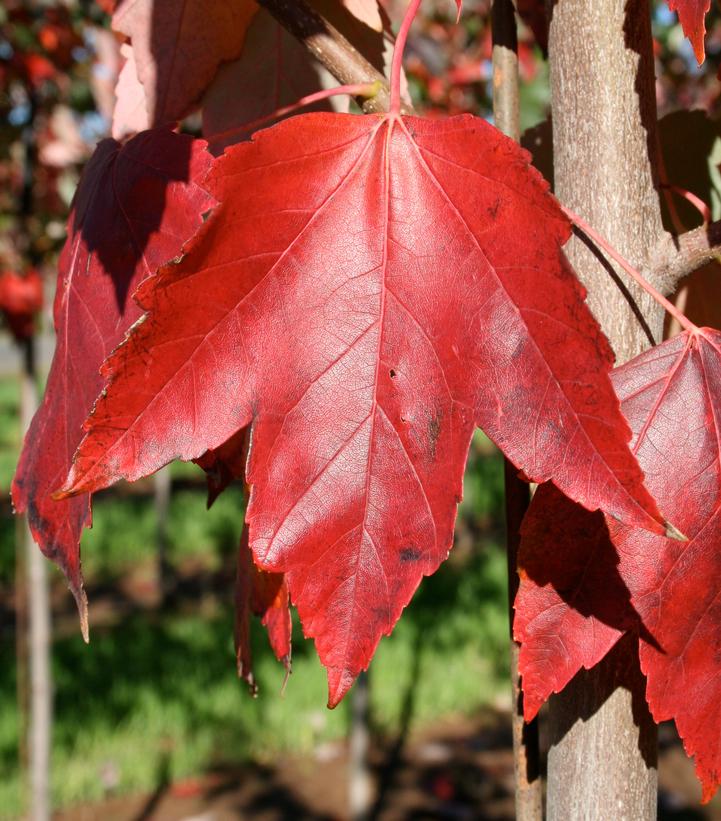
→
(256, 0, 411, 115)
(647, 220, 721, 292)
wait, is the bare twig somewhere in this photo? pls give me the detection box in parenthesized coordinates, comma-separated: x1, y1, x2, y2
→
(647, 221, 721, 293)
(257, 0, 412, 114)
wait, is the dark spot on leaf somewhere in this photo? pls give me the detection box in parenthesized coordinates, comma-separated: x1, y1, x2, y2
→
(389, 369, 396, 378)
(428, 413, 441, 459)
(400, 547, 422, 562)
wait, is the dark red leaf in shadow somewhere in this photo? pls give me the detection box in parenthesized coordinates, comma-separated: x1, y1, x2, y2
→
(194, 428, 249, 509)
(11, 129, 213, 628)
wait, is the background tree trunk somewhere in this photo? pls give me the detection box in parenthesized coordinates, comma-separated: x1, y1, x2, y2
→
(153, 467, 172, 605)
(349, 670, 372, 820)
(16, 85, 52, 821)
(20, 337, 52, 821)
(491, 1, 542, 817)
(546, 0, 667, 816)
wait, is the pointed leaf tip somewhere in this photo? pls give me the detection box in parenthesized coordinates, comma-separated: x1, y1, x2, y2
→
(75, 586, 89, 644)
(667, 0, 709, 65)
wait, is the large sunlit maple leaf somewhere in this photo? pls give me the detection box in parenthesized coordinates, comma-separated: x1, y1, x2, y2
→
(61, 112, 665, 704)
(668, 0, 710, 63)
(112, 0, 257, 127)
(11, 129, 213, 625)
(516, 328, 721, 800)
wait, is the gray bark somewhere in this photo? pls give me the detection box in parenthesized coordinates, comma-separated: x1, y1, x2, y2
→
(546, 0, 665, 816)
(349, 670, 372, 820)
(20, 340, 52, 821)
(153, 467, 172, 603)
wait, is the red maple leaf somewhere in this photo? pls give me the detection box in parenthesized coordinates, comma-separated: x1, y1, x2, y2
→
(516, 328, 721, 800)
(342, 0, 383, 31)
(11, 129, 213, 627)
(515, 481, 637, 718)
(201, 2, 392, 155)
(112, 44, 150, 140)
(668, 0, 710, 64)
(60, 111, 665, 704)
(201, 11, 333, 155)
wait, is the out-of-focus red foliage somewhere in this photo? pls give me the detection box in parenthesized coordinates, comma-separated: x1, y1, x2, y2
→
(0, 4, 81, 92)
(0, 268, 43, 341)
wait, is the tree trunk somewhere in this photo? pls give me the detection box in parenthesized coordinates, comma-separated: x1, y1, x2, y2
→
(17, 82, 52, 821)
(153, 467, 172, 605)
(491, 2, 542, 817)
(20, 338, 52, 821)
(349, 670, 372, 820)
(546, 0, 666, 816)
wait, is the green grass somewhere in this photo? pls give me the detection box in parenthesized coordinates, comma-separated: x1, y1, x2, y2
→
(0, 373, 509, 818)
(78, 483, 245, 581)
(0, 537, 508, 818)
